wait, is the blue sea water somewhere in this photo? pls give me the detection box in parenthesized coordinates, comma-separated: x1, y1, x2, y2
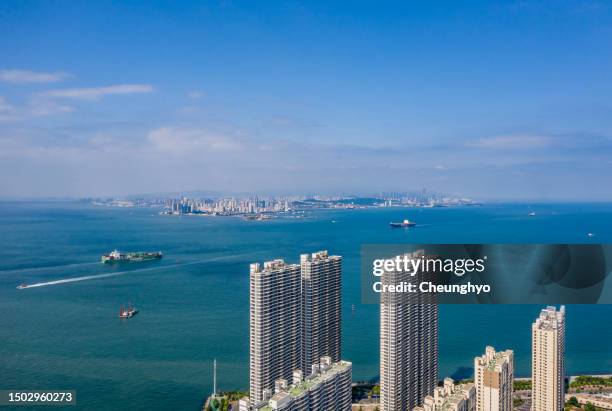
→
(0, 202, 611, 410)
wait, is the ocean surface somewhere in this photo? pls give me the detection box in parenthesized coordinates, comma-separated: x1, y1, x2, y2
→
(0, 201, 611, 410)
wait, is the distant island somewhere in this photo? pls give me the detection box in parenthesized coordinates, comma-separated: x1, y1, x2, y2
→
(86, 191, 480, 219)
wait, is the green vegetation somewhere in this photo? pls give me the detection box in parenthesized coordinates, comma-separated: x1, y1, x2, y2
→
(352, 383, 380, 400)
(570, 376, 612, 389)
(372, 385, 380, 396)
(222, 391, 248, 401)
(514, 379, 532, 390)
(204, 391, 248, 411)
(566, 396, 579, 407)
(205, 397, 228, 411)
(583, 402, 597, 411)
(564, 396, 608, 411)
(513, 398, 525, 407)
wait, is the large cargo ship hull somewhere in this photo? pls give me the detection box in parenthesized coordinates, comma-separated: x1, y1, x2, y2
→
(389, 219, 416, 228)
(101, 251, 163, 263)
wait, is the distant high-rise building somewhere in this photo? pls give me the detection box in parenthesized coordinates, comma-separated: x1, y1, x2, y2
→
(414, 378, 476, 411)
(531, 306, 566, 411)
(242, 357, 352, 411)
(380, 250, 438, 411)
(474, 346, 514, 411)
(300, 250, 342, 372)
(249, 259, 302, 405)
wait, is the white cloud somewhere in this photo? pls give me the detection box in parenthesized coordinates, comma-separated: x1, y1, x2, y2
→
(39, 84, 154, 100)
(148, 127, 242, 153)
(0, 69, 69, 83)
(469, 134, 553, 149)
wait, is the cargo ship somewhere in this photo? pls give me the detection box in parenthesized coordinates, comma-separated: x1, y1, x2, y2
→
(101, 250, 162, 263)
(119, 304, 138, 319)
(389, 219, 416, 228)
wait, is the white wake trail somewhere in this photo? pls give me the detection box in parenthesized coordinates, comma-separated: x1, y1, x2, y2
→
(18, 251, 260, 289)
(25, 271, 129, 288)
(0, 261, 99, 275)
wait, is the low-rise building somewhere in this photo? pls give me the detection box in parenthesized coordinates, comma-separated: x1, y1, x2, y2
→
(565, 393, 612, 410)
(242, 357, 352, 411)
(413, 378, 475, 411)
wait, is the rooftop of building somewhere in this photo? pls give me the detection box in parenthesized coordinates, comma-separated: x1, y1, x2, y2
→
(439, 384, 474, 410)
(477, 347, 512, 372)
(300, 250, 341, 262)
(485, 352, 511, 371)
(417, 379, 475, 411)
(291, 361, 350, 396)
(259, 360, 352, 411)
(250, 259, 299, 274)
(534, 305, 565, 331)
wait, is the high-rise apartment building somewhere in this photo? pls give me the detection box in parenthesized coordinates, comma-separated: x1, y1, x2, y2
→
(531, 305, 566, 411)
(249, 259, 302, 404)
(474, 346, 514, 411)
(300, 250, 342, 372)
(380, 250, 439, 411)
(248, 251, 344, 408)
(414, 378, 476, 411)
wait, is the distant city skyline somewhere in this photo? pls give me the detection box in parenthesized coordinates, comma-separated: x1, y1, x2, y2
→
(1, 1, 612, 200)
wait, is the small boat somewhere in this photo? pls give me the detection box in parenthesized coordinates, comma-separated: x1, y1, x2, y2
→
(390, 219, 416, 228)
(16, 283, 28, 290)
(119, 304, 138, 319)
(587, 233, 594, 238)
(528, 211, 536, 216)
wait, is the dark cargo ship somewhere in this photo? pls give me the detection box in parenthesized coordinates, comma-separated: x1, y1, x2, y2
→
(101, 250, 162, 263)
(389, 219, 417, 228)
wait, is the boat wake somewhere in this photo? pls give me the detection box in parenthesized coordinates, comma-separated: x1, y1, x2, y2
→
(17, 252, 259, 289)
(0, 261, 99, 275)
(23, 271, 132, 288)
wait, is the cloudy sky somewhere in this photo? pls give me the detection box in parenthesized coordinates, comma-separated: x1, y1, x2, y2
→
(1, 1, 611, 200)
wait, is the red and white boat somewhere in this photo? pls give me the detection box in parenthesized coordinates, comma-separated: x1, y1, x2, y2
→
(119, 304, 138, 319)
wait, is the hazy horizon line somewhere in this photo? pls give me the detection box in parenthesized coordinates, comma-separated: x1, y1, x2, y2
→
(1, 194, 611, 204)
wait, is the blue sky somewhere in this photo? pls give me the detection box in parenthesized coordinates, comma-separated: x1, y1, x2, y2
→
(1, 0, 611, 199)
